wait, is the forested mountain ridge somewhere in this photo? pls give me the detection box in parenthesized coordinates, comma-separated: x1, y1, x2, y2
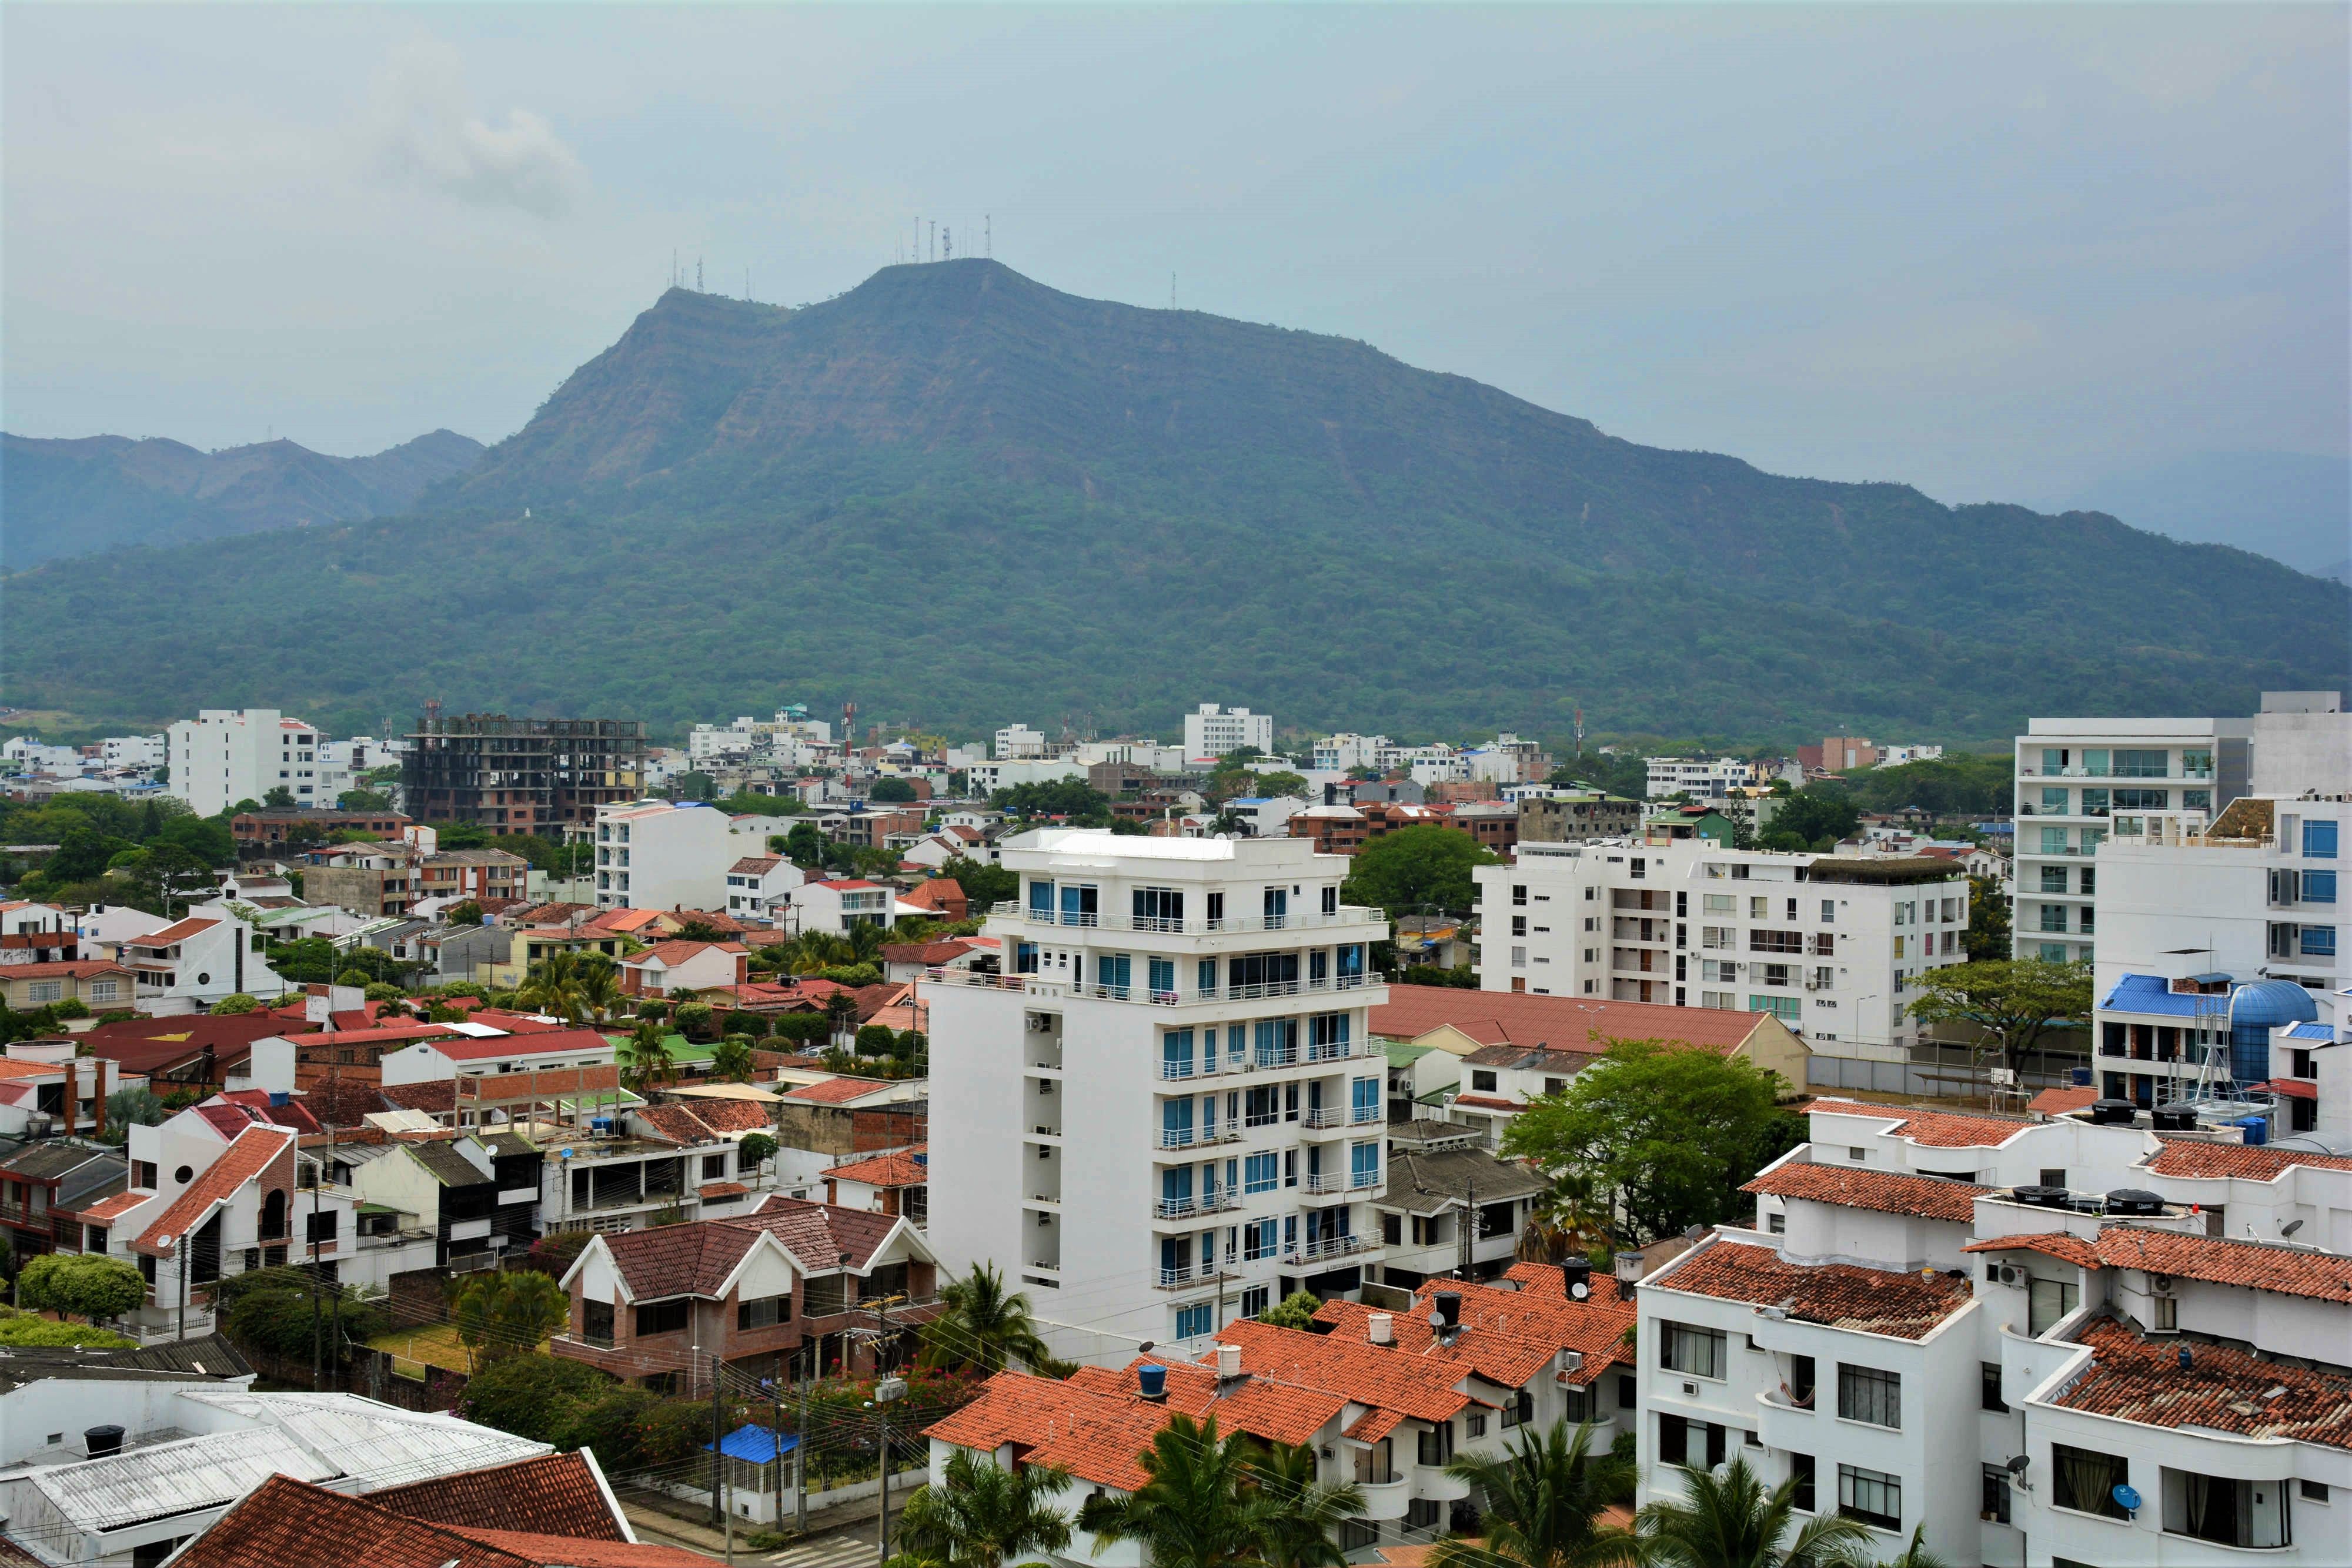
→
(1, 428, 484, 568)
(4, 260, 2342, 739)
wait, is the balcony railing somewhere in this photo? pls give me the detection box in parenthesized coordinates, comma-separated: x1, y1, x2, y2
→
(1285, 1233, 1374, 1263)
(1302, 1108, 1346, 1129)
(1157, 1125, 1244, 1151)
(1302, 1172, 1347, 1194)
(995, 903, 1386, 937)
(1153, 1189, 1244, 1220)
(1158, 1041, 1361, 1080)
(927, 967, 1379, 1011)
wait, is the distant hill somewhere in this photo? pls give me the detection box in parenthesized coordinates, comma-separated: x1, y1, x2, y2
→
(2058, 450, 2350, 583)
(0, 429, 485, 569)
(3, 260, 2343, 740)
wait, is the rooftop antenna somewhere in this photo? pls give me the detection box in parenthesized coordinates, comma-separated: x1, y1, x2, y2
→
(671, 249, 677, 287)
(1170, 272, 1177, 310)
(929, 220, 936, 262)
(943, 226, 953, 260)
(985, 214, 991, 257)
(696, 256, 703, 292)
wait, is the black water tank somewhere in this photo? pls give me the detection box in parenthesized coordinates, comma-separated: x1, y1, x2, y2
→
(2012, 1185, 2071, 1209)
(84, 1426, 124, 1458)
(1432, 1290, 1462, 1328)
(2090, 1098, 2138, 1126)
(1559, 1258, 1593, 1300)
(2151, 1109, 2197, 1132)
(2106, 1189, 2166, 1216)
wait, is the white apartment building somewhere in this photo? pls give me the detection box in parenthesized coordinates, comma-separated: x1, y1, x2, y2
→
(689, 708, 836, 765)
(1638, 1096, 2352, 1567)
(167, 709, 321, 817)
(100, 733, 166, 771)
(1475, 841, 1969, 1063)
(926, 830, 1389, 1356)
(1646, 756, 1757, 799)
(590, 799, 768, 911)
(1183, 704, 1275, 760)
(723, 854, 804, 921)
(965, 757, 1083, 794)
(1312, 733, 1390, 774)
(993, 723, 1052, 761)
(119, 914, 283, 1013)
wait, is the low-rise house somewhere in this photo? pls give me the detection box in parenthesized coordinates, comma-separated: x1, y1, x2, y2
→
(120, 914, 283, 1015)
(772, 1076, 927, 1185)
(0, 959, 133, 1014)
(793, 878, 894, 937)
(229, 807, 410, 849)
(0, 1040, 141, 1141)
(822, 1145, 927, 1225)
(896, 876, 968, 923)
(554, 1198, 939, 1390)
(0, 1138, 128, 1263)
(0, 901, 80, 966)
(1516, 791, 1643, 844)
(619, 940, 750, 998)
(70, 903, 172, 959)
(724, 854, 804, 921)
(880, 939, 979, 985)
(1368, 1121, 1549, 1289)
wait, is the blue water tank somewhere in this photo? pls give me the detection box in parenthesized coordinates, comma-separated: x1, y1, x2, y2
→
(2237, 1116, 2269, 1148)
(1138, 1363, 1167, 1399)
(2070, 1066, 2093, 1088)
(2229, 981, 2318, 1084)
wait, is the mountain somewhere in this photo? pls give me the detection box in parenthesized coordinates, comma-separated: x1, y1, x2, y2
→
(2056, 450, 2350, 583)
(0, 428, 485, 569)
(3, 260, 2344, 741)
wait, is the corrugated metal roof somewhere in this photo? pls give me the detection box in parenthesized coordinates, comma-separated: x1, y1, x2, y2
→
(176, 1392, 550, 1487)
(29, 1428, 333, 1532)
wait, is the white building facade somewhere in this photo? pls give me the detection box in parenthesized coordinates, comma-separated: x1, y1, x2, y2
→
(1183, 704, 1275, 761)
(1645, 757, 1758, 800)
(927, 830, 1389, 1357)
(591, 799, 769, 911)
(167, 709, 322, 817)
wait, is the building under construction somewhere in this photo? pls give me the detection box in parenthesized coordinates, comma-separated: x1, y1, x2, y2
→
(402, 712, 646, 836)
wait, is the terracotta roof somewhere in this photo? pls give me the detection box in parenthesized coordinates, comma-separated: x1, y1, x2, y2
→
(1371, 990, 1767, 1052)
(2262, 1078, 2318, 1101)
(1215, 1318, 1475, 1422)
(599, 1222, 761, 1301)
(781, 1076, 897, 1105)
(0, 959, 129, 979)
(380, 1081, 457, 1114)
(1649, 1240, 1974, 1339)
(879, 941, 975, 965)
(632, 1102, 770, 1146)
(1965, 1226, 2352, 1303)
(808, 879, 881, 891)
(2050, 1318, 2352, 1451)
(2027, 1086, 2099, 1116)
(73, 1189, 149, 1222)
(626, 940, 749, 968)
(426, 1029, 614, 1062)
(198, 1091, 325, 1138)
(1801, 1098, 2037, 1149)
(1743, 1161, 1988, 1223)
(925, 1370, 1172, 1490)
(729, 856, 781, 875)
(365, 1452, 626, 1540)
(123, 917, 221, 948)
(699, 1181, 749, 1197)
(2143, 1141, 2352, 1181)
(1450, 1094, 1524, 1111)
(727, 1198, 907, 1274)
(78, 1014, 297, 1072)
(134, 1124, 295, 1254)
(1316, 1275, 1634, 1391)
(303, 1076, 395, 1128)
(900, 878, 965, 910)
(824, 1147, 927, 1188)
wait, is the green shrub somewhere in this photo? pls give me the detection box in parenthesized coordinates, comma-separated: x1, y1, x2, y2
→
(673, 1001, 716, 1041)
(770, 1012, 828, 1045)
(208, 994, 261, 1016)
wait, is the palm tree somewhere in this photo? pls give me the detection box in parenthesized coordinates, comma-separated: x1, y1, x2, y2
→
(575, 954, 623, 1023)
(894, 1449, 1074, 1568)
(1873, 1526, 1950, 1568)
(790, 932, 856, 974)
(1245, 1439, 1364, 1568)
(709, 1036, 756, 1083)
(616, 1018, 679, 1093)
(1078, 1413, 1272, 1568)
(1516, 1170, 1613, 1265)
(846, 919, 887, 963)
(1635, 1457, 1873, 1568)
(516, 951, 588, 1025)
(920, 1262, 1054, 1373)
(1430, 1419, 1635, 1568)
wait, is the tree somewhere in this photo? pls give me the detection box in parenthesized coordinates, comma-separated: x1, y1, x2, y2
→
(896, 1448, 1074, 1568)
(516, 951, 589, 1025)
(103, 1086, 168, 1142)
(990, 779, 1112, 821)
(1635, 1456, 1873, 1568)
(737, 1132, 779, 1172)
(262, 785, 297, 810)
(338, 786, 395, 812)
(783, 821, 828, 868)
(856, 1023, 898, 1056)
(1252, 771, 1309, 800)
(1255, 1290, 1324, 1330)
(1502, 1041, 1796, 1245)
(1339, 824, 1498, 919)
(458, 1350, 618, 1446)
(1756, 787, 1860, 852)
(451, 1269, 569, 1372)
(444, 900, 485, 927)
(1873, 1527, 1952, 1568)
(1245, 1439, 1364, 1568)
(617, 1019, 679, 1092)
(870, 777, 918, 803)
(0, 1315, 134, 1347)
(123, 842, 216, 914)
(1515, 1169, 1613, 1265)
(1906, 958, 2093, 1078)
(575, 954, 624, 1022)
(941, 855, 1018, 911)
(710, 1036, 757, 1082)
(1960, 875, 2010, 962)
(1078, 1414, 1271, 1568)
(673, 1000, 717, 1041)
(15, 1254, 145, 1323)
(209, 994, 262, 1016)
(920, 1263, 1054, 1374)
(1429, 1420, 1637, 1568)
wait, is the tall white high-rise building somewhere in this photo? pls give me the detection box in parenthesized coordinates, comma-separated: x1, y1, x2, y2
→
(166, 709, 321, 817)
(1475, 840, 1970, 1066)
(590, 799, 770, 910)
(926, 830, 1388, 1356)
(1183, 704, 1274, 760)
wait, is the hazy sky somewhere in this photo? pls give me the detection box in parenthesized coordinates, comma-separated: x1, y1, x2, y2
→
(5, 3, 2345, 517)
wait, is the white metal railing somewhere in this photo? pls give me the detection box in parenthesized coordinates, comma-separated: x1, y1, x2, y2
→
(992, 902, 1386, 937)
(1302, 1108, 1346, 1129)
(1153, 1190, 1244, 1220)
(924, 966, 1378, 1010)
(1286, 1233, 1374, 1262)
(1302, 1172, 1346, 1194)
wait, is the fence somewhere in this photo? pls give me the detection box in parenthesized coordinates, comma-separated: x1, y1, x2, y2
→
(1806, 1039, 2089, 1099)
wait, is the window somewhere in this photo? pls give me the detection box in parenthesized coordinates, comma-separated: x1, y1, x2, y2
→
(1511, 884, 1527, 906)
(1511, 915, 1527, 937)
(1471, 1070, 1498, 1092)
(1838, 1465, 1902, 1532)
(1175, 1302, 1213, 1339)
(1980, 1363, 2007, 1412)
(703, 1155, 727, 1180)
(2306, 870, 2339, 904)
(1416, 1421, 1454, 1466)
(1240, 1285, 1269, 1319)
(1982, 1466, 2013, 1526)
(1617, 1374, 1636, 1410)
(2301, 926, 2337, 958)
(1837, 1365, 1900, 1429)
(1244, 1153, 1277, 1193)
(1788, 1355, 1816, 1406)
(1748, 995, 1800, 1023)
(634, 1298, 690, 1336)
(2163, 1470, 2291, 1549)
(2298, 1480, 2328, 1503)
(305, 1212, 338, 1243)
(1243, 1220, 1277, 1260)
(2113, 788, 2168, 811)
(1749, 928, 1802, 954)
(2306, 819, 2339, 859)
(738, 1293, 791, 1329)
(1660, 1321, 1726, 1379)
(1350, 1142, 1379, 1187)
(1790, 1453, 1816, 1512)
(2052, 1445, 2130, 1519)
(1656, 1414, 1725, 1470)
(582, 1299, 614, 1347)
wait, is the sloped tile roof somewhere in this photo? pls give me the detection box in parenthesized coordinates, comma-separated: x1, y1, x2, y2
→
(925, 1370, 1171, 1490)
(2144, 1141, 2352, 1180)
(1371, 990, 1763, 1052)
(781, 1075, 897, 1105)
(2027, 1086, 2099, 1116)
(1966, 1226, 2352, 1303)
(124, 917, 221, 949)
(600, 1222, 761, 1301)
(133, 1124, 293, 1256)
(1214, 1318, 1474, 1422)
(824, 1146, 927, 1188)
(1317, 1274, 1635, 1392)
(1802, 1098, 2037, 1149)
(1743, 1161, 1988, 1223)
(381, 1081, 457, 1114)
(1649, 1239, 1973, 1339)
(0, 959, 130, 979)
(365, 1452, 625, 1540)
(727, 1198, 904, 1273)
(1960, 1233, 2102, 1268)
(2052, 1317, 2352, 1450)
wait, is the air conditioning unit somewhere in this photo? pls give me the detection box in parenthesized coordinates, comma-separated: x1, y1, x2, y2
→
(1682, 1382, 1699, 1397)
(2151, 1275, 2173, 1293)
(1996, 1265, 2023, 1287)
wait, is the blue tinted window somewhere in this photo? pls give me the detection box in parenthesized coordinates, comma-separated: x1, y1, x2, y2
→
(2304, 871, 2337, 905)
(2301, 927, 2337, 958)
(2305, 820, 2339, 859)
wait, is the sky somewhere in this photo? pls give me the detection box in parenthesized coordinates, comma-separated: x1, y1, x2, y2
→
(5, 3, 2346, 549)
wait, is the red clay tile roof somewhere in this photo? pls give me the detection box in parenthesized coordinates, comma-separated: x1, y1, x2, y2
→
(72, 1189, 150, 1223)
(2144, 1141, 2352, 1180)
(123, 917, 221, 949)
(1651, 1240, 1974, 1338)
(926, 1370, 1172, 1490)
(900, 878, 965, 911)
(1802, 1098, 2037, 1149)
(0, 959, 129, 979)
(698, 1181, 749, 1197)
(632, 1104, 736, 1146)
(381, 1081, 457, 1114)
(2051, 1318, 2352, 1450)
(198, 1091, 326, 1138)
(440, 1529, 710, 1567)
(78, 1014, 298, 1072)
(880, 941, 976, 965)
(1743, 1161, 1988, 1223)
(670, 1096, 774, 1134)
(730, 855, 783, 875)
(727, 1197, 906, 1274)
(824, 1146, 927, 1188)
(304, 1076, 395, 1128)
(1965, 1226, 2352, 1303)
(781, 1075, 897, 1105)
(2262, 1078, 2318, 1101)
(1215, 1318, 1475, 1422)
(1316, 1274, 1635, 1391)
(599, 1221, 762, 1301)
(2028, 1086, 2099, 1116)
(365, 1452, 624, 1540)
(627, 939, 749, 968)
(133, 1123, 295, 1256)
(427, 1029, 615, 1062)
(1371, 990, 1765, 1053)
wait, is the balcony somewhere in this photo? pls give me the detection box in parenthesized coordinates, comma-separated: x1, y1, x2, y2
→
(1755, 1388, 1815, 1452)
(994, 903, 1386, 938)
(1285, 1234, 1374, 1264)
(926, 966, 1382, 1011)
(1153, 1189, 1244, 1221)
(1302, 1172, 1347, 1194)
(1157, 1125, 1243, 1151)
(1355, 1476, 1411, 1521)
(1301, 1108, 1347, 1131)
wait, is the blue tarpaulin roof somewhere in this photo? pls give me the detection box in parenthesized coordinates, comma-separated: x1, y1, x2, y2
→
(706, 1425, 798, 1463)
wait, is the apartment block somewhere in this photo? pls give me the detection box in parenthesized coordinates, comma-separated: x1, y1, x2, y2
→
(1644, 756, 1756, 800)
(403, 713, 645, 837)
(926, 830, 1388, 1356)
(1516, 791, 1642, 845)
(1183, 704, 1274, 760)
(1475, 841, 1970, 1063)
(590, 798, 766, 910)
(168, 710, 322, 818)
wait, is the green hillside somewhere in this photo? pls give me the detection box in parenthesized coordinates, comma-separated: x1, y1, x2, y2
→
(4, 260, 2341, 740)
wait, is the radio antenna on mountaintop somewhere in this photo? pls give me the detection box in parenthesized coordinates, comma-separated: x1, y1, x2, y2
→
(985, 215, 991, 257)
(697, 257, 703, 292)
(943, 228, 953, 260)
(1170, 273, 1177, 310)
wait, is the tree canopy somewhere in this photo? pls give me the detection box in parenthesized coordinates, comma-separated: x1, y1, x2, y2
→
(1339, 823, 1499, 919)
(1906, 958, 2093, 1076)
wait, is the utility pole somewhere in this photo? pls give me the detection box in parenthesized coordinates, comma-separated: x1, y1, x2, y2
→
(176, 1232, 189, 1342)
(871, 1291, 908, 1568)
(795, 1378, 810, 1535)
(769, 1377, 787, 1529)
(710, 1353, 726, 1527)
(1457, 1177, 1476, 1280)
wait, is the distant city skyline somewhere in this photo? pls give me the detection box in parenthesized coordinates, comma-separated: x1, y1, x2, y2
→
(4, 4, 2344, 556)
